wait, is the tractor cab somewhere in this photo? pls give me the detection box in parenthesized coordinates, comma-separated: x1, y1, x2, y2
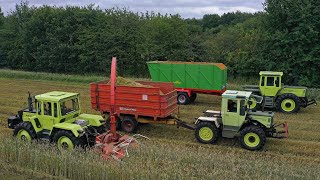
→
(33, 91, 80, 127)
(220, 90, 260, 137)
(259, 71, 283, 97)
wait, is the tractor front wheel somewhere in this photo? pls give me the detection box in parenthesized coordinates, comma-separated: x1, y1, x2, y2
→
(53, 130, 81, 151)
(239, 126, 266, 151)
(276, 94, 300, 113)
(121, 116, 138, 133)
(177, 92, 190, 105)
(195, 122, 219, 144)
(249, 96, 260, 110)
(13, 122, 36, 142)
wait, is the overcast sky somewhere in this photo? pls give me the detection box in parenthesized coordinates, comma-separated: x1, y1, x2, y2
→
(0, 0, 265, 18)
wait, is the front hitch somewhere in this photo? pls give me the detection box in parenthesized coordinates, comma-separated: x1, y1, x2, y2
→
(271, 122, 288, 139)
(302, 98, 317, 108)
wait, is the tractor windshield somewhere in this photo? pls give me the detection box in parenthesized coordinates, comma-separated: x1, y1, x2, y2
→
(61, 98, 79, 116)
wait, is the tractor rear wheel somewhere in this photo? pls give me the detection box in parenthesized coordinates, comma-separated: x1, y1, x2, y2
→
(276, 94, 300, 113)
(121, 116, 138, 133)
(13, 122, 37, 142)
(177, 92, 190, 105)
(239, 126, 266, 151)
(53, 130, 81, 151)
(195, 122, 219, 144)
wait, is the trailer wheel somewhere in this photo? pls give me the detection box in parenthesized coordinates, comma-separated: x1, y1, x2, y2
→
(13, 122, 37, 142)
(276, 94, 300, 113)
(177, 92, 190, 105)
(190, 93, 197, 102)
(106, 116, 121, 130)
(195, 121, 219, 144)
(239, 126, 266, 151)
(121, 116, 138, 133)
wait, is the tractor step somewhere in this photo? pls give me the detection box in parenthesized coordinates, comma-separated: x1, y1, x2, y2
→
(37, 130, 51, 139)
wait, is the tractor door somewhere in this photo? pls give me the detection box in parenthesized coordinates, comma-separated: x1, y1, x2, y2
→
(221, 98, 241, 138)
(38, 101, 56, 130)
(259, 76, 281, 96)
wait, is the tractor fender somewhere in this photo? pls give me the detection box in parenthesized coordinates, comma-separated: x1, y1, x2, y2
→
(77, 114, 103, 127)
(195, 116, 220, 128)
(50, 123, 83, 137)
(24, 116, 43, 133)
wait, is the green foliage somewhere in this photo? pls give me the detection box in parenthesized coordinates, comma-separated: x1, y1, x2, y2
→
(263, 0, 320, 86)
(0, 2, 319, 87)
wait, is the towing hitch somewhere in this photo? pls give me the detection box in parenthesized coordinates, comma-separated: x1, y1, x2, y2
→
(302, 98, 317, 108)
(271, 121, 288, 139)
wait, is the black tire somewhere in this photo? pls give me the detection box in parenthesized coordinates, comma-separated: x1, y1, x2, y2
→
(195, 121, 219, 144)
(177, 92, 190, 105)
(239, 126, 266, 151)
(121, 116, 138, 133)
(13, 122, 37, 141)
(106, 116, 121, 130)
(53, 130, 82, 150)
(275, 93, 301, 113)
(190, 93, 197, 102)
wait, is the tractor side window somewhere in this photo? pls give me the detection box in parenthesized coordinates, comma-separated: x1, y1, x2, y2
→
(227, 100, 238, 113)
(44, 102, 52, 116)
(275, 77, 280, 87)
(260, 77, 265, 86)
(53, 103, 58, 117)
(240, 100, 246, 116)
(266, 77, 274, 86)
(37, 102, 41, 115)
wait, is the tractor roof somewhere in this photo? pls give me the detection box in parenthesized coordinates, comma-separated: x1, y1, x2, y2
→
(259, 71, 283, 76)
(222, 90, 252, 99)
(35, 91, 79, 101)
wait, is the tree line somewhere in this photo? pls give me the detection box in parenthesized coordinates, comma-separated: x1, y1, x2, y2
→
(0, 1, 319, 87)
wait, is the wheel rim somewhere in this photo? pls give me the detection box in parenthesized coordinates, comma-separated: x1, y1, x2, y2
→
(199, 127, 213, 141)
(57, 136, 74, 150)
(17, 129, 32, 142)
(281, 99, 296, 112)
(178, 95, 186, 104)
(244, 132, 260, 148)
(249, 97, 257, 109)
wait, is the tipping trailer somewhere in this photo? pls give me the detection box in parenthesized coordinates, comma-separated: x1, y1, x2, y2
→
(147, 61, 227, 105)
(90, 80, 178, 133)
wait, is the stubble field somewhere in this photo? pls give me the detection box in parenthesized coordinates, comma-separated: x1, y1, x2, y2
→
(0, 71, 319, 179)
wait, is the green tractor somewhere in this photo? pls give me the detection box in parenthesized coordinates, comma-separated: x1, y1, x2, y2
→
(243, 71, 316, 113)
(8, 91, 107, 150)
(177, 90, 288, 150)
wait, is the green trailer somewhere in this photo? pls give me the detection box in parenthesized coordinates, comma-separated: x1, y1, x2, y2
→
(147, 61, 227, 104)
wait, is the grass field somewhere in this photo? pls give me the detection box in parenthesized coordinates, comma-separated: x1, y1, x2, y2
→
(0, 70, 319, 179)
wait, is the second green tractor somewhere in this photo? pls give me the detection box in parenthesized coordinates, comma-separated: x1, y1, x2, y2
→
(243, 71, 316, 113)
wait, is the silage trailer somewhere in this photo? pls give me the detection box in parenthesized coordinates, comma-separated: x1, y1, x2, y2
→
(147, 61, 227, 105)
(90, 80, 178, 133)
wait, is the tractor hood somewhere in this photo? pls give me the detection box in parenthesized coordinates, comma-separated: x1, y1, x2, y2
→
(248, 110, 274, 117)
(248, 110, 274, 128)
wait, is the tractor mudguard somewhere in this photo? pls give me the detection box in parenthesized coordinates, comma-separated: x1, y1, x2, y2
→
(78, 114, 104, 127)
(278, 87, 306, 97)
(51, 123, 83, 137)
(23, 116, 43, 133)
